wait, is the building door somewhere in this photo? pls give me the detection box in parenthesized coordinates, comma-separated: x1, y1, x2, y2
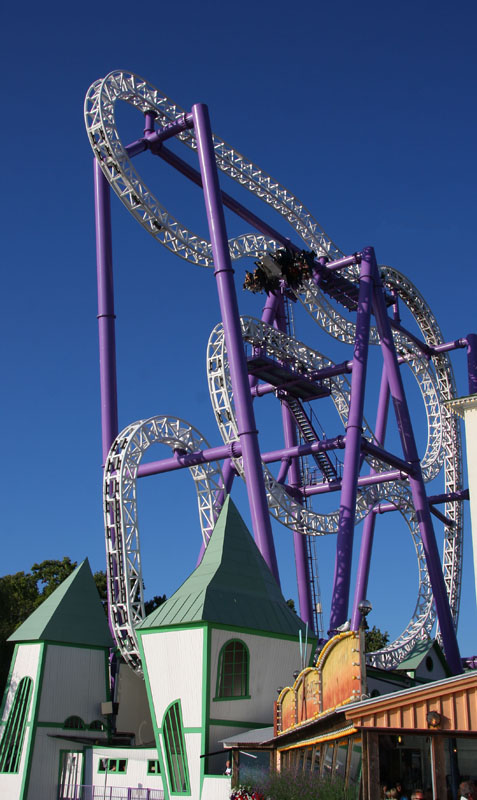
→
(58, 750, 83, 799)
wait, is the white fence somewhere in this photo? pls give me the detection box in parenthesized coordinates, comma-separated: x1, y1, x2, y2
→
(60, 787, 164, 799)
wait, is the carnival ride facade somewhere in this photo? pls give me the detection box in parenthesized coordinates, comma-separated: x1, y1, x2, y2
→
(85, 70, 476, 680)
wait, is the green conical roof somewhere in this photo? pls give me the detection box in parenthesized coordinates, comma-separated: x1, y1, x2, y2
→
(138, 497, 308, 638)
(9, 559, 113, 648)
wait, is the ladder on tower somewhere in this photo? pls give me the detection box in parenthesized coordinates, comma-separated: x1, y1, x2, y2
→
(285, 396, 338, 482)
(304, 526, 325, 640)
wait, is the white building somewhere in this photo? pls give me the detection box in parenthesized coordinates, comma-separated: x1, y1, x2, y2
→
(0, 498, 313, 799)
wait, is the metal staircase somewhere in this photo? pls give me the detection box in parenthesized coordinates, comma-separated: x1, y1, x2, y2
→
(285, 396, 338, 482)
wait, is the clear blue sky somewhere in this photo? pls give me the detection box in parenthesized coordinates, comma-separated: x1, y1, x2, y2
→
(2, 1, 477, 656)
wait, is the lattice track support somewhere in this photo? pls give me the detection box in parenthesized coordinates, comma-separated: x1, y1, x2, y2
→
(86, 70, 471, 674)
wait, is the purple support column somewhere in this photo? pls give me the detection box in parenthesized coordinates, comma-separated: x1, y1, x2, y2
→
(94, 160, 119, 463)
(466, 334, 477, 395)
(192, 103, 280, 583)
(329, 249, 374, 631)
(249, 291, 280, 391)
(275, 297, 314, 628)
(350, 366, 390, 630)
(370, 248, 462, 674)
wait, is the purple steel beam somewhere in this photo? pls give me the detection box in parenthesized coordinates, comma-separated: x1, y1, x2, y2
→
(329, 249, 374, 631)
(431, 338, 467, 355)
(94, 160, 119, 463)
(276, 296, 314, 628)
(369, 247, 462, 674)
(372, 491, 469, 513)
(249, 291, 281, 391)
(361, 439, 415, 475)
(94, 160, 120, 642)
(466, 333, 477, 394)
(210, 293, 281, 556)
(276, 457, 292, 484)
(388, 320, 431, 357)
(317, 253, 362, 271)
(372, 500, 455, 528)
(192, 102, 280, 582)
(427, 489, 469, 505)
(149, 143, 294, 252)
(351, 366, 391, 630)
(125, 130, 473, 387)
(137, 434, 346, 479)
(302, 467, 407, 497)
(429, 506, 455, 527)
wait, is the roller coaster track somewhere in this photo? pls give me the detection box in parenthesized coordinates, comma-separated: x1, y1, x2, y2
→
(86, 71, 463, 672)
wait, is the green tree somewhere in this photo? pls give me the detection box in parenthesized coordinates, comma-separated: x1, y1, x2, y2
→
(31, 557, 77, 600)
(144, 594, 167, 615)
(286, 598, 297, 613)
(0, 559, 164, 698)
(364, 625, 389, 653)
(0, 559, 106, 697)
(0, 571, 39, 699)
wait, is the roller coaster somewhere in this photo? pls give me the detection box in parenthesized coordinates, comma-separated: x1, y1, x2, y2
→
(85, 70, 475, 678)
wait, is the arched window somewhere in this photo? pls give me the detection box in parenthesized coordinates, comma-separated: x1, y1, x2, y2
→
(216, 639, 249, 699)
(63, 716, 85, 730)
(0, 676, 33, 773)
(89, 720, 106, 731)
(162, 700, 190, 795)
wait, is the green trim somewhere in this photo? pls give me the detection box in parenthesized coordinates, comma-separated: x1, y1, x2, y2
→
(0, 676, 33, 773)
(162, 699, 191, 796)
(182, 727, 202, 733)
(137, 635, 169, 800)
(147, 758, 161, 775)
(20, 641, 46, 800)
(215, 639, 250, 700)
(97, 756, 128, 774)
(211, 622, 316, 643)
(81, 743, 86, 787)
(0, 644, 19, 722)
(140, 621, 312, 644)
(104, 650, 111, 700)
(209, 719, 271, 728)
(12, 640, 110, 651)
(213, 695, 251, 702)
(139, 621, 213, 636)
(91, 743, 153, 750)
(200, 624, 210, 798)
(104, 650, 112, 740)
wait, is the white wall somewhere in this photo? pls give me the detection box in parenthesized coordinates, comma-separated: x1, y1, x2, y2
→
(116, 662, 154, 745)
(26, 644, 109, 800)
(87, 746, 163, 793)
(201, 775, 232, 800)
(1, 644, 41, 721)
(209, 628, 307, 723)
(0, 644, 42, 800)
(458, 399, 477, 605)
(26, 728, 100, 800)
(37, 645, 108, 726)
(141, 627, 206, 799)
(141, 628, 205, 729)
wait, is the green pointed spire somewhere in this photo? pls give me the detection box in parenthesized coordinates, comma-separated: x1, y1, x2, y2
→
(138, 497, 307, 638)
(9, 559, 112, 648)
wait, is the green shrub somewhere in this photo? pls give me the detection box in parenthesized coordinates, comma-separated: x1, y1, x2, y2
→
(233, 768, 358, 800)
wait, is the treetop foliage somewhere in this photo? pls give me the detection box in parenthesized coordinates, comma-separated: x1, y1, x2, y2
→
(0, 558, 166, 698)
(364, 624, 389, 653)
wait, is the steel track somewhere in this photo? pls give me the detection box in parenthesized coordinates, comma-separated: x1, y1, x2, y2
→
(86, 71, 463, 672)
